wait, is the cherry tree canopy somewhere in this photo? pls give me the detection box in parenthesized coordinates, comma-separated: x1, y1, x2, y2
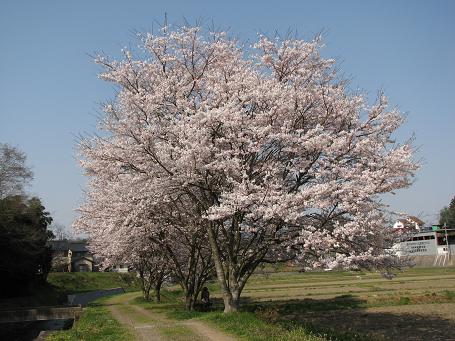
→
(77, 26, 417, 312)
(76, 170, 213, 309)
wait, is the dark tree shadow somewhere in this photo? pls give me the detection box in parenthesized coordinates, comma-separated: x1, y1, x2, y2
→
(0, 319, 73, 341)
(292, 309, 455, 341)
(236, 295, 455, 341)
(242, 294, 367, 313)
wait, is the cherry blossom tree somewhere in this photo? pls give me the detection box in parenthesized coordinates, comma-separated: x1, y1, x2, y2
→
(78, 25, 417, 312)
(150, 205, 214, 310)
(75, 172, 213, 309)
(133, 247, 169, 302)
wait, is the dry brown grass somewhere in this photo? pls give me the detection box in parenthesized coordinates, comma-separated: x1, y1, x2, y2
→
(233, 267, 455, 340)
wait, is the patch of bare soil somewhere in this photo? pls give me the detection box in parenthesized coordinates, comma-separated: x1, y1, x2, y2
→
(292, 303, 455, 341)
(107, 299, 164, 341)
(182, 320, 237, 341)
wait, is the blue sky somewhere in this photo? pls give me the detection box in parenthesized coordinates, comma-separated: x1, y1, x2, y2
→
(1, 1, 454, 230)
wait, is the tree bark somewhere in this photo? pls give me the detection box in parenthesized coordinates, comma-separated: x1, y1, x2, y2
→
(222, 290, 239, 313)
(185, 293, 195, 311)
(154, 281, 162, 302)
(207, 223, 240, 313)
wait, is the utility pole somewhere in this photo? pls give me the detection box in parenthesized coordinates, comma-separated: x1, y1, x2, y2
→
(443, 223, 451, 266)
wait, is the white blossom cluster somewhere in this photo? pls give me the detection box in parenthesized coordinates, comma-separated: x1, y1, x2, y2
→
(75, 26, 417, 310)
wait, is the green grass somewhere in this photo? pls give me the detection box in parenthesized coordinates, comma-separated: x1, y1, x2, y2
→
(45, 267, 455, 341)
(46, 298, 133, 341)
(236, 267, 455, 303)
(443, 290, 455, 300)
(164, 307, 373, 341)
(47, 272, 141, 294)
(159, 324, 197, 340)
(133, 267, 455, 341)
(201, 311, 373, 341)
(0, 272, 142, 309)
(0, 272, 140, 308)
(398, 296, 411, 305)
(131, 291, 373, 341)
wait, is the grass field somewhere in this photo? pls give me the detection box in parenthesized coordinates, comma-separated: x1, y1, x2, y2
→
(152, 267, 455, 340)
(47, 267, 455, 340)
(217, 267, 455, 340)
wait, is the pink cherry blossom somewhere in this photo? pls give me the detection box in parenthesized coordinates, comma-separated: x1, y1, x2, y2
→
(76, 25, 417, 313)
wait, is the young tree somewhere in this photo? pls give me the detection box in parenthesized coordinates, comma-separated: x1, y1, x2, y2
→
(440, 196, 455, 227)
(50, 222, 70, 240)
(80, 25, 417, 312)
(134, 251, 169, 302)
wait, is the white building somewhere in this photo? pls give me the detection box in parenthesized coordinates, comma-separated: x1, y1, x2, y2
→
(393, 228, 455, 266)
(393, 216, 425, 231)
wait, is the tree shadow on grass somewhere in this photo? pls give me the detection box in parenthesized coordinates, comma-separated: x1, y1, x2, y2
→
(243, 294, 367, 313)
(293, 309, 455, 341)
(240, 295, 455, 341)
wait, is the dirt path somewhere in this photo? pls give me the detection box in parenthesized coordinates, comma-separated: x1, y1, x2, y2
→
(182, 320, 237, 341)
(107, 294, 164, 341)
(106, 293, 237, 341)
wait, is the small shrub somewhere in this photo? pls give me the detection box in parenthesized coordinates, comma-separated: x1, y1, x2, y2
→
(398, 296, 410, 305)
(255, 306, 280, 323)
(443, 290, 455, 300)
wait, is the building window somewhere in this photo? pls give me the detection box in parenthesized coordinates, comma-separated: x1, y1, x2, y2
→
(78, 264, 89, 272)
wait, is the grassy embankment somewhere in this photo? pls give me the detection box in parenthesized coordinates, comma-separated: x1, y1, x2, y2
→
(46, 297, 134, 341)
(44, 273, 140, 341)
(48, 271, 141, 294)
(0, 272, 141, 309)
(0, 272, 140, 341)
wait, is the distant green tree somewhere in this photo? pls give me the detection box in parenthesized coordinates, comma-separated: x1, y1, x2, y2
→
(439, 196, 455, 227)
(0, 195, 53, 296)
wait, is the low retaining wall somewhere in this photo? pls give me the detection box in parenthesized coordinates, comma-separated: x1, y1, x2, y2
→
(67, 287, 125, 307)
(0, 306, 82, 323)
(408, 255, 455, 267)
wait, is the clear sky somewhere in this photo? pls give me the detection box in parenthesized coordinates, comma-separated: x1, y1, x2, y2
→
(1, 1, 454, 231)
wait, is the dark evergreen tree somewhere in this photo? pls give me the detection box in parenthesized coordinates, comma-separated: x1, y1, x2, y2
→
(439, 196, 455, 228)
(0, 195, 53, 296)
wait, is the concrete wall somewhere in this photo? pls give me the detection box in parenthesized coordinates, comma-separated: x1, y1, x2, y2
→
(0, 306, 82, 323)
(408, 255, 455, 267)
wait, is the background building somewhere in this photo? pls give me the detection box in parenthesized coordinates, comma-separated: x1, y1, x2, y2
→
(393, 216, 425, 231)
(49, 240, 95, 272)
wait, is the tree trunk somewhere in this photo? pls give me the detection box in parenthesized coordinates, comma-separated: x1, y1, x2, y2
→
(139, 270, 151, 301)
(185, 294, 195, 311)
(154, 281, 162, 302)
(222, 291, 239, 313)
(143, 288, 151, 300)
(207, 223, 240, 313)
